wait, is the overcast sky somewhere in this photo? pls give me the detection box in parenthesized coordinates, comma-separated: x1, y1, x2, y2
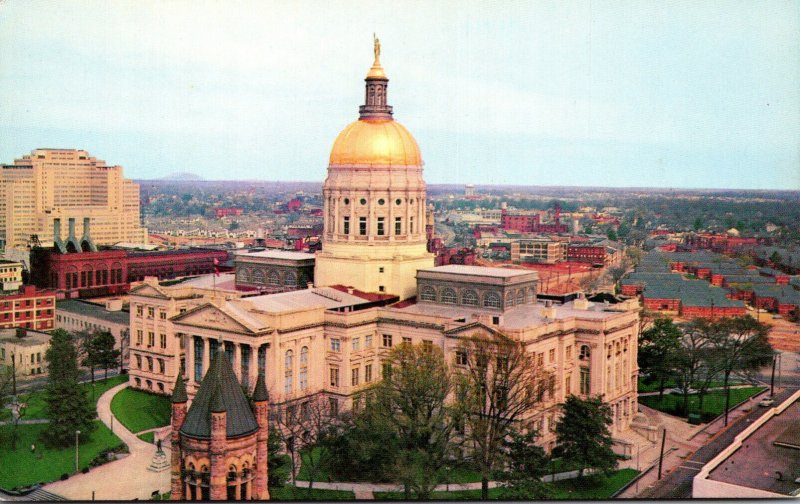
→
(1, 0, 797, 189)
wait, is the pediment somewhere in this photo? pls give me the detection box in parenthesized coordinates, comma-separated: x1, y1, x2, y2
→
(171, 304, 257, 334)
(444, 321, 505, 340)
(129, 284, 169, 299)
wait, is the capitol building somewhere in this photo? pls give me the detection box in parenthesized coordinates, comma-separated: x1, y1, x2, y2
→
(128, 42, 640, 450)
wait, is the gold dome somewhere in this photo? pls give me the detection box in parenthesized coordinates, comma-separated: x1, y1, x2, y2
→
(329, 119, 422, 166)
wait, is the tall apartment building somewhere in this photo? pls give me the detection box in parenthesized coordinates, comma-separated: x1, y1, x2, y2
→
(0, 149, 147, 253)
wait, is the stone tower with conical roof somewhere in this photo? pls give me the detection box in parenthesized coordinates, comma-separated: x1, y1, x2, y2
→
(170, 350, 269, 501)
(315, 36, 434, 300)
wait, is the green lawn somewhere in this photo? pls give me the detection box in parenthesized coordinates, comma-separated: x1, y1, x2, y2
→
(552, 469, 639, 499)
(639, 386, 765, 419)
(270, 485, 355, 500)
(0, 421, 124, 490)
(374, 469, 639, 500)
(110, 388, 171, 434)
(637, 377, 747, 394)
(1, 375, 127, 421)
(138, 431, 155, 444)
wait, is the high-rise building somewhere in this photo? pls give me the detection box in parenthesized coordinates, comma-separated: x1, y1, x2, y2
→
(314, 39, 434, 299)
(0, 149, 147, 253)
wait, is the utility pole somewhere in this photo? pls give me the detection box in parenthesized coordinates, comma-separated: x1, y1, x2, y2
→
(770, 354, 777, 397)
(657, 428, 667, 480)
(11, 353, 17, 396)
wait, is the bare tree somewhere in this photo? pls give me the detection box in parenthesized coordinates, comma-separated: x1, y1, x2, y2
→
(454, 333, 548, 500)
(275, 394, 341, 493)
(675, 319, 718, 414)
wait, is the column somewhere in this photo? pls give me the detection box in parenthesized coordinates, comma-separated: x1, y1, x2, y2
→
(388, 190, 394, 241)
(333, 194, 339, 235)
(186, 334, 195, 385)
(202, 337, 210, 376)
(233, 343, 242, 383)
(349, 195, 355, 242)
(249, 345, 258, 390)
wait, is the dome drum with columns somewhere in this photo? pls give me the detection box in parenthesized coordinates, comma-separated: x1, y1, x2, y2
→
(315, 38, 434, 299)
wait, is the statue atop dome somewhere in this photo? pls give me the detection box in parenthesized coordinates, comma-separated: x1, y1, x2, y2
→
(373, 33, 381, 62)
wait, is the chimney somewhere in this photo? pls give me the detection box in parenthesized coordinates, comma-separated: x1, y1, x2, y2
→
(68, 218, 76, 240)
(306, 282, 314, 289)
(15, 327, 26, 339)
(53, 218, 62, 243)
(82, 217, 91, 241)
(574, 292, 590, 310)
(542, 300, 556, 319)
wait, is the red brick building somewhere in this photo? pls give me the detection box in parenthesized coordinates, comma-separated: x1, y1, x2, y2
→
(500, 209, 568, 234)
(0, 285, 56, 331)
(31, 246, 229, 300)
(214, 208, 244, 218)
(567, 244, 608, 265)
(170, 354, 269, 501)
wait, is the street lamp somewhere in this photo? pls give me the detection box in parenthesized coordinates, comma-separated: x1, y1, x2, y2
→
(75, 430, 81, 473)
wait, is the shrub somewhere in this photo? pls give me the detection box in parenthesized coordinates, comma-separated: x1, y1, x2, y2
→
(60, 474, 69, 481)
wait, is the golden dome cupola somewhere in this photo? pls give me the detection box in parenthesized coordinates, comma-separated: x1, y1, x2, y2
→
(359, 34, 393, 120)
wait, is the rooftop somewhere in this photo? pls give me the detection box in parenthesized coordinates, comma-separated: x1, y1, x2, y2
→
(419, 264, 535, 279)
(56, 299, 130, 325)
(244, 286, 378, 313)
(235, 249, 315, 261)
(0, 329, 51, 347)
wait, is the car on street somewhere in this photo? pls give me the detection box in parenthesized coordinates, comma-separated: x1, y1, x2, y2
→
(758, 396, 775, 407)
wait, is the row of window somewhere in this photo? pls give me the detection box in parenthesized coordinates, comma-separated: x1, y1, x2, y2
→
(338, 197, 416, 206)
(236, 268, 297, 286)
(342, 216, 414, 236)
(133, 353, 166, 374)
(134, 305, 168, 320)
(135, 330, 169, 349)
(420, 286, 522, 308)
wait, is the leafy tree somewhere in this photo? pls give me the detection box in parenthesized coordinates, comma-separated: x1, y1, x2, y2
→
(42, 329, 96, 447)
(712, 316, 773, 425)
(372, 343, 455, 499)
(769, 251, 783, 266)
(83, 331, 120, 382)
(228, 221, 240, 231)
(639, 318, 681, 398)
(674, 319, 717, 414)
(453, 334, 547, 499)
(693, 217, 703, 231)
(495, 429, 553, 499)
(554, 395, 617, 478)
(267, 426, 290, 491)
(606, 229, 618, 241)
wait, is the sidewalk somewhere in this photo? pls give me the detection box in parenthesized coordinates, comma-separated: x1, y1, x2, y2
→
(43, 382, 171, 501)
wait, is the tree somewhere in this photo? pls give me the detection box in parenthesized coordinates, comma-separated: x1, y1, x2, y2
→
(712, 316, 773, 425)
(554, 395, 617, 478)
(453, 333, 546, 499)
(769, 251, 783, 266)
(606, 229, 618, 242)
(83, 331, 120, 381)
(495, 429, 553, 499)
(371, 343, 455, 499)
(42, 329, 96, 447)
(276, 395, 341, 494)
(639, 318, 681, 398)
(674, 319, 717, 415)
(693, 217, 703, 231)
(267, 425, 290, 491)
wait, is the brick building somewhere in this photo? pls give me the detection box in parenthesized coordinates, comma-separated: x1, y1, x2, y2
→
(0, 285, 56, 330)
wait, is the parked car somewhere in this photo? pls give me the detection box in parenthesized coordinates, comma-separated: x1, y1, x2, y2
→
(669, 387, 698, 395)
(758, 396, 775, 407)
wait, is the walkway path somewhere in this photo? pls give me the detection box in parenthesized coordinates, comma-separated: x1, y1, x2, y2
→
(43, 382, 171, 501)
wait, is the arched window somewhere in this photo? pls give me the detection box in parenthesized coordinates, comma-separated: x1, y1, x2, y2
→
(268, 270, 281, 286)
(284, 350, 293, 395)
(579, 345, 591, 361)
(441, 288, 457, 304)
(299, 346, 308, 391)
(252, 269, 265, 285)
(462, 289, 478, 306)
(420, 286, 436, 302)
(505, 291, 514, 307)
(516, 289, 525, 305)
(227, 464, 238, 500)
(239, 268, 251, 283)
(284, 271, 297, 286)
(483, 291, 501, 308)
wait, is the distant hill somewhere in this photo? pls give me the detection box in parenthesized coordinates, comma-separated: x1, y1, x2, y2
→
(161, 172, 204, 181)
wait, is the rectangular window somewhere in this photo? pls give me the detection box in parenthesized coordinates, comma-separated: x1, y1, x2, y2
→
(148, 332, 155, 347)
(423, 340, 433, 352)
(329, 397, 339, 417)
(136, 330, 143, 346)
(352, 337, 360, 352)
(566, 345, 572, 360)
(365, 363, 372, 382)
(402, 337, 412, 345)
(160, 311, 167, 320)
(580, 367, 590, 395)
(359, 217, 367, 235)
(136, 305, 143, 316)
(343, 216, 350, 235)
(194, 338, 203, 382)
(382, 334, 392, 347)
(456, 350, 468, 366)
(148, 307, 154, 318)
(410, 217, 414, 234)
(158, 359, 165, 374)
(537, 353, 544, 367)
(241, 345, 250, 388)
(365, 334, 373, 348)
(395, 217, 402, 235)
(549, 348, 555, 363)
(382, 361, 392, 379)
(330, 338, 341, 352)
(330, 366, 339, 387)
(160, 334, 167, 349)
(135, 354, 142, 369)
(351, 367, 359, 386)
(377, 217, 385, 236)
(565, 372, 572, 396)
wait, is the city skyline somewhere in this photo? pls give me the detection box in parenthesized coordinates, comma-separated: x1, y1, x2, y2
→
(1, 0, 798, 190)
